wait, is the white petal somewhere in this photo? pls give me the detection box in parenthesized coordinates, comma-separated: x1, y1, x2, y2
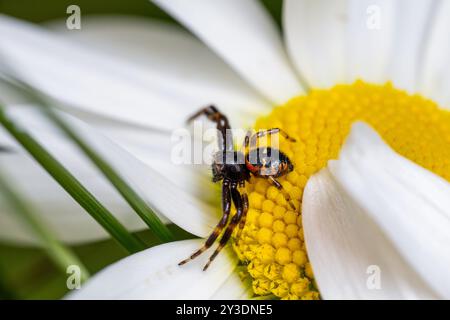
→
(67, 239, 248, 299)
(283, 0, 436, 91)
(0, 14, 268, 131)
(0, 114, 151, 245)
(386, 0, 437, 92)
(210, 273, 252, 300)
(152, 0, 304, 103)
(46, 15, 269, 125)
(0, 147, 150, 245)
(283, 0, 348, 88)
(58, 112, 220, 238)
(0, 14, 267, 233)
(418, 1, 450, 109)
(1, 105, 218, 244)
(91, 125, 213, 201)
(0, 86, 137, 245)
(303, 168, 437, 299)
(345, 0, 395, 84)
(327, 122, 450, 298)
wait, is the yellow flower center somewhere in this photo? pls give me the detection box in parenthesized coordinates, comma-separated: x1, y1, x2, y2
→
(232, 80, 450, 300)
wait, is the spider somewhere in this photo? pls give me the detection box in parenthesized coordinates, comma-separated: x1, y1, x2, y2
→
(179, 105, 297, 271)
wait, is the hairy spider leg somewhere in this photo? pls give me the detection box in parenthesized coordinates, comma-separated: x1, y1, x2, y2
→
(268, 176, 297, 210)
(187, 105, 234, 152)
(248, 128, 296, 149)
(242, 130, 252, 154)
(178, 180, 232, 266)
(203, 184, 245, 271)
(235, 181, 249, 240)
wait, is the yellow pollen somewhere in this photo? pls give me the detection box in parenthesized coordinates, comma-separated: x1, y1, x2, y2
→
(232, 81, 450, 300)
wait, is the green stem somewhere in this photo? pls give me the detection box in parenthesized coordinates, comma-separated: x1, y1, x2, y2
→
(0, 171, 90, 282)
(0, 105, 146, 254)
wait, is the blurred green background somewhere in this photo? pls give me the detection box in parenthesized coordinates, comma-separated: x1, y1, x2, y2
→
(0, 0, 283, 299)
(0, 0, 283, 26)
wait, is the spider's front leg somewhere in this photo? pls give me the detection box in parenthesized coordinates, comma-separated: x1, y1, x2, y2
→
(269, 176, 297, 211)
(248, 128, 296, 149)
(203, 183, 245, 271)
(178, 179, 232, 266)
(187, 105, 233, 152)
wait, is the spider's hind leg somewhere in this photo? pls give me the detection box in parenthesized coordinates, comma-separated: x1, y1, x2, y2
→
(203, 185, 244, 271)
(235, 183, 249, 241)
(178, 180, 231, 266)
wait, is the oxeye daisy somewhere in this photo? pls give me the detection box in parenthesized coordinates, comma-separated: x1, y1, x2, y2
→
(1, 0, 450, 300)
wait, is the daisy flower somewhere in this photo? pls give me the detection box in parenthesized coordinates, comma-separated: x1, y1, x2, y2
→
(1, 0, 450, 300)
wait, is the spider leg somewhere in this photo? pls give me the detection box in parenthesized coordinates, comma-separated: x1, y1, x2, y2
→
(187, 105, 233, 152)
(235, 182, 249, 240)
(268, 176, 297, 211)
(203, 184, 244, 271)
(250, 128, 296, 149)
(241, 130, 252, 153)
(178, 180, 231, 266)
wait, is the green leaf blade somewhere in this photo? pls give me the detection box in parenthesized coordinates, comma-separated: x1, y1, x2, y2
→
(0, 105, 146, 254)
(0, 170, 90, 282)
(44, 109, 175, 243)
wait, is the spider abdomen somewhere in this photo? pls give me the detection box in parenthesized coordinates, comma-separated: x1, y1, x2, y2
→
(246, 147, 294, 177)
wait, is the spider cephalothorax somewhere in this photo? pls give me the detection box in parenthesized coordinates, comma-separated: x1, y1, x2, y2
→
(179, 105, 296, 271)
